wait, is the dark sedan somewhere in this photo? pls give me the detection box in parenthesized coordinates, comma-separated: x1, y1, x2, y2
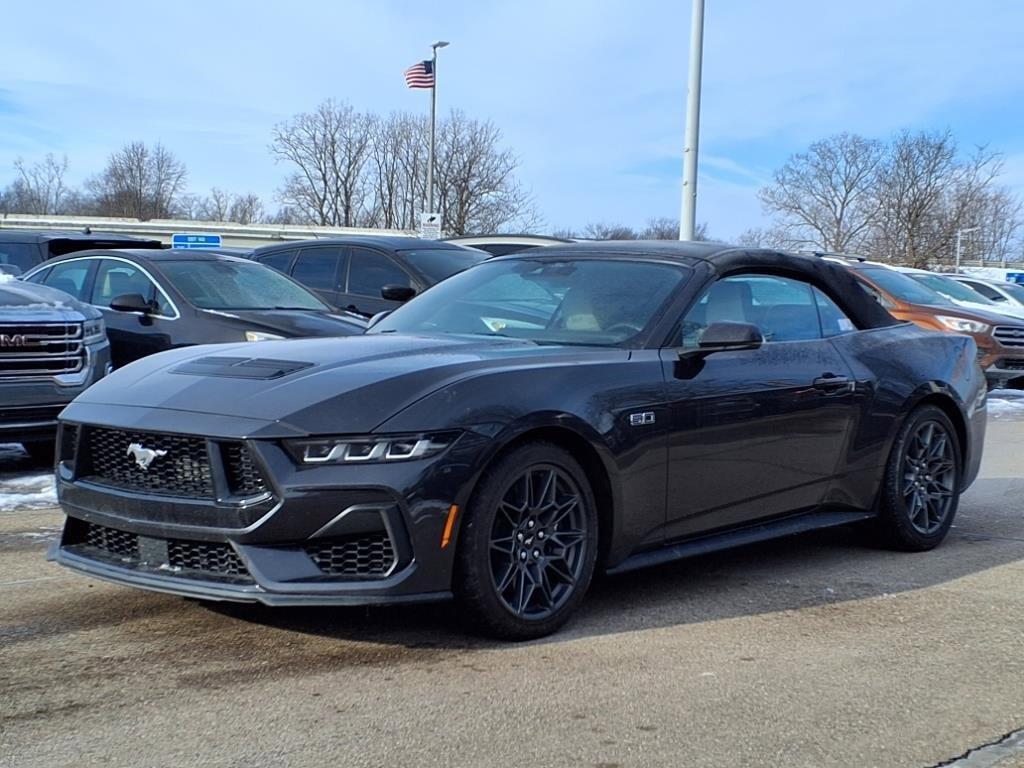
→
(23, 249, 365, 368)
(249, 235, 486, 316)
(48, 243, 985, 639)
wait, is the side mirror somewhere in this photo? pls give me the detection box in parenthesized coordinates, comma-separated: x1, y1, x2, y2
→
(380, 284, 416, 302)
(0, 264, 23, 277)
(367, 310, 392, 328)
(110, 293, 154, 314)
(680, 321, 763, 359)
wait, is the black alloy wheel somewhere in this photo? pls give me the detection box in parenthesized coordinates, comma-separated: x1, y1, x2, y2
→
(901, 419, 957, 535)
(454, 442, 598, 640)
(875, 404, 962, 551)
(489, 465, 589, 620)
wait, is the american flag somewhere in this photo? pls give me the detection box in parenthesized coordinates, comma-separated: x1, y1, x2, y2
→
(404, 60, 435, 89)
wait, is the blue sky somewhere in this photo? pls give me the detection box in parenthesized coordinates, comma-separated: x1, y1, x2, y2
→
(2, 0, 1023, 239)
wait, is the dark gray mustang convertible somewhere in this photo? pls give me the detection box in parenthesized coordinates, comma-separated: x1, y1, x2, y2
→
(50, 242, 986, 639)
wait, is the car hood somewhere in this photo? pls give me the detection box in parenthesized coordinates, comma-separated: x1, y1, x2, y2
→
(0, 277, 99, 320)
(949, 298, 1024, 319)
(68, 333, 627, 435)
(198, 308, 366, 337)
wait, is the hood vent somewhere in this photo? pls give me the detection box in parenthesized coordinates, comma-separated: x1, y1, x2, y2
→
(170, 356, 313, 380)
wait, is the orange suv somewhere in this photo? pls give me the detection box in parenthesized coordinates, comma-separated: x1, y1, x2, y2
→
(840, 260, 1024, 389)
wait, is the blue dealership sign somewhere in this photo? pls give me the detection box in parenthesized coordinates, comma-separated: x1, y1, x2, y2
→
(172, 233, 222, 250)
(1006, 272, 1024, 285)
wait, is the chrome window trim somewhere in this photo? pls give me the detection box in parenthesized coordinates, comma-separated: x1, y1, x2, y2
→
(24, 255, 181, 321)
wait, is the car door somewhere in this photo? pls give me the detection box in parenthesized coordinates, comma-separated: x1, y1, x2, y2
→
(91, 258, 178, 368)
(39, 258, 96, 302)
(344, 247, 418, 316)
(659, 273, 859, 540)
(289, 247, 347, 308)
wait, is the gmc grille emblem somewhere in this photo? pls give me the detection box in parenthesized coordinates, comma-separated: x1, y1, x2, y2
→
(0, 333, 28, 347)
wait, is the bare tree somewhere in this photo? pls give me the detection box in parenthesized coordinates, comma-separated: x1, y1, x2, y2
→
(86, 142, 187, 220)
(432, 111, 539, 235)
(870, 130, 964, 267)
(198, 187, 233, 221)
(736, 226, 791, 249)
(2, 154, 71, 214)
(582, 222, 638, 240)
(271, 100, 374, 227)
(639, 217, 678, 239)
(229, 194, 265, 225)
(759, 133, 885, 252)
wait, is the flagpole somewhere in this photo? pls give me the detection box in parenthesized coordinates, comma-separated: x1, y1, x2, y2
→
(679, 0, 704, 240)
(427, 41, 449, 215)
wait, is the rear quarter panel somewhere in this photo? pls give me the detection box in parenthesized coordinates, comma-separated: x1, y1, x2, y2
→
(827, 323, 985, 508)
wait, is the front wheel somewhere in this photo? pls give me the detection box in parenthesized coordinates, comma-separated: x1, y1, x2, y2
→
(454, 442, 598, 640)
(873, 405, 962, 551)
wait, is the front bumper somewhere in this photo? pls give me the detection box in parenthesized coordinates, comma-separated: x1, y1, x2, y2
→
(982, 357, 1024, 389)
(50, 412, 490, 606)
(0, 341, 110, 442)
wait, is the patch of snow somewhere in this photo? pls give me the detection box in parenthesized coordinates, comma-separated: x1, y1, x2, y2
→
(987, 390, 1024, 420)
(0, 472, 58, 512)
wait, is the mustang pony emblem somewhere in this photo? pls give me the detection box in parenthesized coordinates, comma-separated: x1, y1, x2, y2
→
(126, 443, 168, 470)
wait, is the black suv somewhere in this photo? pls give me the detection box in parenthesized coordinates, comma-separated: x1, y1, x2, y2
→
(0, 230, 162, 275)
(249, 236, 485, 317)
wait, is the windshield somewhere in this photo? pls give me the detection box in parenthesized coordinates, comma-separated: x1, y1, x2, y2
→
(400, 248, 487, 283)
(909, 273, 997, 305)
(160, 260, 329, 311)
(1000, 281, 1024, 303)
(859, 267, 955, 307)
(371, 257, 688, 345)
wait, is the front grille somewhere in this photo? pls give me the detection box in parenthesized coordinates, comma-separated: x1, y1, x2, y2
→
(0, 404, 64, 424)
(998, 358, 1024, 371)
(0, 322, 84, 378)
(74, 521, 251, 582)
(167, 539, 247, 576)
(305, 533, 396, 577)
(84, 523, 139, 559)
(994, 326, 1024, 348)
(222, 442, 268, 496)
(81, 428, 215, 498)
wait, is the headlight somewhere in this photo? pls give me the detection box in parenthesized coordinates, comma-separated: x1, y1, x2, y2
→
(245, 331, 284, 342)
(935, 316, 989, 334)
(286, 432, 460, 465)
(83, 318, 106, 343)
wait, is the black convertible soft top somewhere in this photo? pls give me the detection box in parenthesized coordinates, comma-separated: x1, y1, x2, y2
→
(502, 241, 901, 332)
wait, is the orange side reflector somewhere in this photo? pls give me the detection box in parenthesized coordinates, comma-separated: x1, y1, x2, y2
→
(440, 505, 459, 549)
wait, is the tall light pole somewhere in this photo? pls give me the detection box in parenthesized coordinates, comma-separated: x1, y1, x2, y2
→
(955, 226, 979, 274)
(679, 0, 705, 241)
(427, 40, 449, 215)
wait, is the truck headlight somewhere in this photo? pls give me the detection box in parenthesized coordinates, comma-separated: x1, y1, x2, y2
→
(936, 316, 989, 334)
(245, 331, 284, 342)
(83, 318, 106, 343)
(286, 432, 460, 464)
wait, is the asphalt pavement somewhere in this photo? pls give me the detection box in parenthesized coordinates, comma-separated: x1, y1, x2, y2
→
(1, 407, 1022, 768)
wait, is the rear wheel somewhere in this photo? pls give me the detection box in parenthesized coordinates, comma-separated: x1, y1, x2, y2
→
(873, 405, 961, 551)
(454, 442, 598, 640)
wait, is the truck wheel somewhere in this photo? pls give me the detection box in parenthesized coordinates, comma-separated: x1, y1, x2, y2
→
(873, 405, 961, 551)
(454, 442, 598, 640)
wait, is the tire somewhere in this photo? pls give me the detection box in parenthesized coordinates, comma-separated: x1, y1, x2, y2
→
(873, 405, 962, 551)
(454, 442, 599, 640)
(22, 440, 56, 467)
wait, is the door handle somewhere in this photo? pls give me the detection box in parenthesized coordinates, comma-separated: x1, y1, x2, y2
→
(813, 373, 853, 393)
